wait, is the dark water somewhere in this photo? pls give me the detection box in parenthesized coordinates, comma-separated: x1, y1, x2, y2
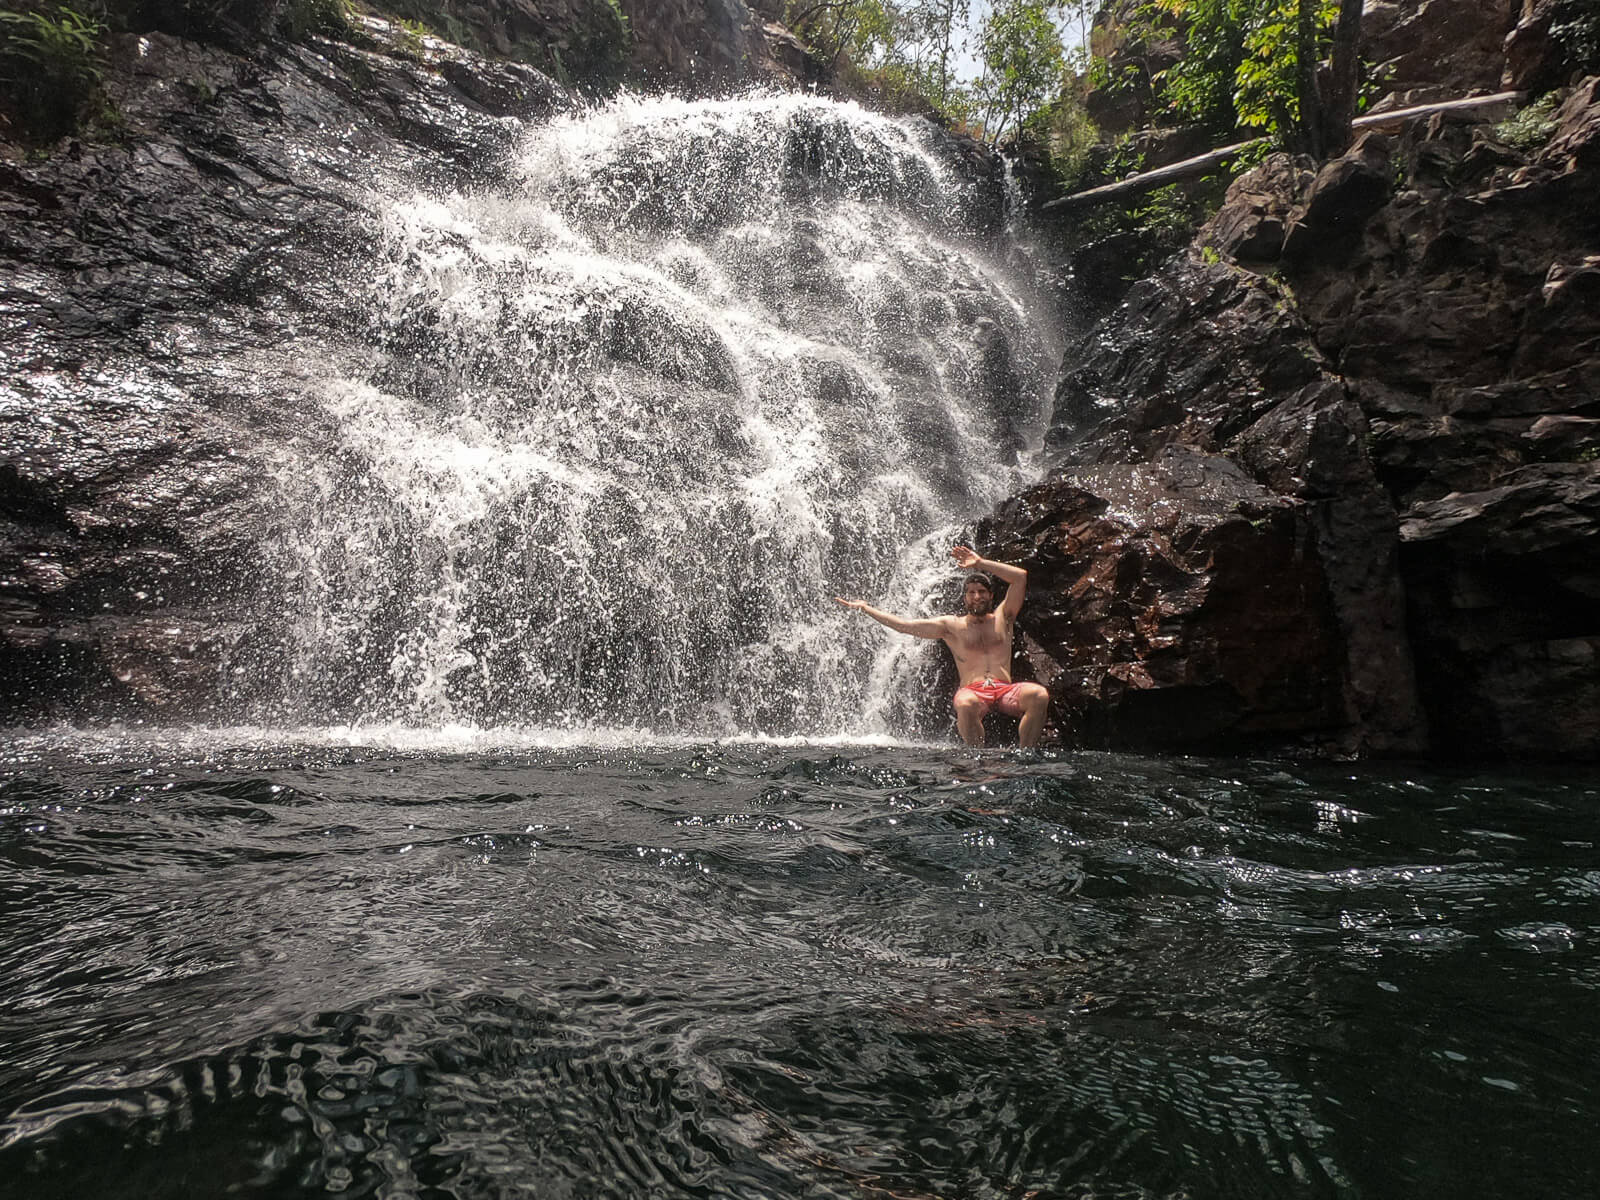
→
(2, 734, 1597, 1199)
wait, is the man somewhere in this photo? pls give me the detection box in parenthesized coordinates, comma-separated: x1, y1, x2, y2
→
(836, 545, 1051, 748)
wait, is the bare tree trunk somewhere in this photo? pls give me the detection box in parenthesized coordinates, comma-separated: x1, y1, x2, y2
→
(1295, 0, 1324, 158)
(1318, 0, 1364, 156)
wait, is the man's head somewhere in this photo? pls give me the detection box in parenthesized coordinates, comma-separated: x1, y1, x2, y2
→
(961, 572, 995, 616)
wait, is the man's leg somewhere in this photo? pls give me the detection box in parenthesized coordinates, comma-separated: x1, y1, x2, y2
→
(954, 690, 987, 746)
(1013, 683, 1051, 748)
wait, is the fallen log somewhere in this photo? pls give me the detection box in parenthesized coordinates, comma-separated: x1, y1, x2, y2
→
(1039, 141, 1257, 213)
(1041, 90, 1527, 214)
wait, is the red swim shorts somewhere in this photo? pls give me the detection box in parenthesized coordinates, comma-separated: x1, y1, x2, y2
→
(954, 678, 1028, 716)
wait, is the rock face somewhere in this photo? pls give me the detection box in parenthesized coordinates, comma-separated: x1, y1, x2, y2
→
(977, 451, 1349, 752)
(379, 0, 633, 81)
(617, 0, 790, 85)
(1362, 0, 1519, 103)
(1003, 80, 1600, 759)
(0, 18, 1008, 725)
(0, 26, 570, 721)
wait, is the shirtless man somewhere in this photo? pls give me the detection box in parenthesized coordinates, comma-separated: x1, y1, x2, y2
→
(835, 545, 1051, 748)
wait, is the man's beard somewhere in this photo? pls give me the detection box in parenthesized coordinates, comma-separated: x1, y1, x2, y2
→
(965, 598, 992, 616)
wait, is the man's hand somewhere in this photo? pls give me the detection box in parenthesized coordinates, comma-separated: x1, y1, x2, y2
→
(950, 545, 982, 570)
(835, 596, 868, 611)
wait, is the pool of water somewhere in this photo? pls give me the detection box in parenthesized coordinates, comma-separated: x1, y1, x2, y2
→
(2, 732, 1596, 1198)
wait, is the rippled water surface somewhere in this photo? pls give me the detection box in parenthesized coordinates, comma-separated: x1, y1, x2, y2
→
(2, 734, 1597, 1199)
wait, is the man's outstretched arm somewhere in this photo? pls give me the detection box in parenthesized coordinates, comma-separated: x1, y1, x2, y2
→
(950, 545, 1027, 620)
(835, 597, 949, 639)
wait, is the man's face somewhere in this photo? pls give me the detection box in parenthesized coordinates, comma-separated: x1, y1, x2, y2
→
(963, 582, 994, 616)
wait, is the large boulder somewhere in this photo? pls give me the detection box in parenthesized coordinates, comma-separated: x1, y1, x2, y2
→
(1400, 465, 1600, 757)
(977, 450, 1353, 753)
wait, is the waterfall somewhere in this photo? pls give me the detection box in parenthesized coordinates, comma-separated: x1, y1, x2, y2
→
(273, 93, 1058, 738)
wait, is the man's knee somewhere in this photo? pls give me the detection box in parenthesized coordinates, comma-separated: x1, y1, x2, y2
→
(954, 693, 985, 718)
(1018, 683, 1049, 712)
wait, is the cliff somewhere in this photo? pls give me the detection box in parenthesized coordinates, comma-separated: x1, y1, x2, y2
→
(991, 3, 1599, 758)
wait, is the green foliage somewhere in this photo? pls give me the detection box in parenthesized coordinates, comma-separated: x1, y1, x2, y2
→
(1494, 91, 1564, 151)
(971, 0, 1066, 145)
(789, 0, 1083, 141)
(1087, 52, 1146, 98)
(1105, 130, 1146, 179)
(1024, 93, 1099, 190)
(277, 0, 350, 41)
(1132, 182, 1204, 237)
(0, 4, 107, 143)
(1551, 0, 1600, 73)
(1200, 242, 1222, 264)
(856, 58, 976, 122)
(1228, 136, 1273, 173)
(389, 16, 430, 60)
(1121, 0, 1344, 143)
(1233, 0, 1339, 133)
(787, 0, 896, 66)
(1145, 0, 1249, 129)
(602, 0, 630, 43)
(788, 0, 989, 123)
(1069, 171, 1229, 280)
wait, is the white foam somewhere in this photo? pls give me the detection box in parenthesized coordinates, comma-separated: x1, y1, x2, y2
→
(266, 93, 1059, 737)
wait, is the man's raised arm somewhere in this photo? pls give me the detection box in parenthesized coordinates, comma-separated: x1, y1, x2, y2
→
(835, 597, 949, 639)
(950, 545, 1027, 619)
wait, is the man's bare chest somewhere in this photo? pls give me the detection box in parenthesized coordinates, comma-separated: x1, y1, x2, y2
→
(947, 617, 1009, 654)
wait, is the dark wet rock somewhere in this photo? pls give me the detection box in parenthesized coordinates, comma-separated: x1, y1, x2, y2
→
(1003, 77, 1600, 759)
(1541, 76, 1600, 170)
(125, 0, 292, 44)
(1064, 232, 1157, 314)
(617, 0, 797, 86)
(1400, 465, 1600, 757)
(1230, 382, 1425, 754)
(1281, 133, 1395, 266)
(1048, 258, 1328, 465)
(0, 29, 572, 721)
(1204, 154, 1314, 265)
(1504, 0, 1579, 93)
(976, 450, 1351, 752)
(389, 0, 630, 83)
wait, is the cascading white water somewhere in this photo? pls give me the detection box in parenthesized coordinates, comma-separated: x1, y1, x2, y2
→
(276, 93, 1058, 737)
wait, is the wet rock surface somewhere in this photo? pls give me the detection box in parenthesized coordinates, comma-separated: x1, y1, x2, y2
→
(977, 451, 1349, 752)
(617, 0, 794, 86)
(0, 19, 1009, 726)
(1001, 79, 1600, 759)
(0, 26, 567, 720)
